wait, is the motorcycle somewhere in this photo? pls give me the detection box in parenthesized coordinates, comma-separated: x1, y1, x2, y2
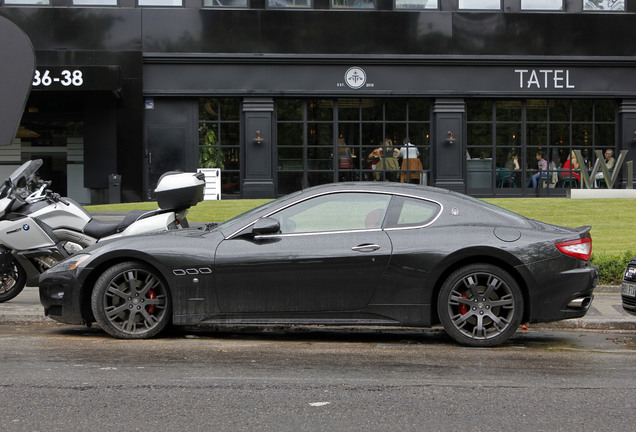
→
(0, 159, 205, 302)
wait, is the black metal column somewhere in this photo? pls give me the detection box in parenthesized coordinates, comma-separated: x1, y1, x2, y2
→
(619, 100, 636, 188)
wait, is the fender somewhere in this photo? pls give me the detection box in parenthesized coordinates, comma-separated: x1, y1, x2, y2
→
(0, 217, 57, 250)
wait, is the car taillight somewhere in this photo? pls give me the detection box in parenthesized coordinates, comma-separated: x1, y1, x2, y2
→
(556, 237, 592, 261)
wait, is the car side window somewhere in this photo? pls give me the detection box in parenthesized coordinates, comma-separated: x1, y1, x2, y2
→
(269, 192, 392, 234)
(385, 196, 441, 228)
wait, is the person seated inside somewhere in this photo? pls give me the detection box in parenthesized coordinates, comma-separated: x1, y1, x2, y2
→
(526, 151, 547, 188)
(560, 150, 581, 185)
(595, 148, 616, 183)
(603, 149, 615, 169)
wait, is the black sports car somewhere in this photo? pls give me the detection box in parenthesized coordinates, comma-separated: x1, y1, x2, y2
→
(621, 258, 636, 316)
(39, 183, 598, 347)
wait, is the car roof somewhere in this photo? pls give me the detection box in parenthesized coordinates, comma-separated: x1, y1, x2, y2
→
(299, 182, 452, 199)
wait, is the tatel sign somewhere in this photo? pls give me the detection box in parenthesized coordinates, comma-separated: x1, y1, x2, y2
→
(515, 69, 575, 89)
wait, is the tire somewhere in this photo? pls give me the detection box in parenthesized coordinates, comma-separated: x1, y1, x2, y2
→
(91, 261, 171, 339)
(0, 260, 27, 303)
(437, 264, 523, 347)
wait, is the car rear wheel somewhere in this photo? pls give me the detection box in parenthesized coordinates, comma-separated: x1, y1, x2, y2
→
(437, 264, 523, 347)
(91, 261, 171, 339)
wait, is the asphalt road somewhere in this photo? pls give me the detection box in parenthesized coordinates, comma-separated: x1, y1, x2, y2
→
(1, 323, 634, 432)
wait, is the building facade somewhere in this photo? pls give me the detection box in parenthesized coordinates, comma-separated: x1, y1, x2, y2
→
(1, 0, 635, 202)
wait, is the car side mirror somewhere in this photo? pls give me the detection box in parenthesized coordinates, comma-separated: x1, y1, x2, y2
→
(252, 217, 280, 236)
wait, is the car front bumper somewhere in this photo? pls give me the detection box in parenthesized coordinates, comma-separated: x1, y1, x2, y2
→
(621, 282, 636, 316)
(39, 270, 87, 325)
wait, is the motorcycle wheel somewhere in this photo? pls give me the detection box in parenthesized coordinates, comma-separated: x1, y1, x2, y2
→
(0, 260, 27, 302)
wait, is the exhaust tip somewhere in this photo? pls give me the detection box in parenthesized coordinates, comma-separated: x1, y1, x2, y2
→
(567, 296, 593, 309)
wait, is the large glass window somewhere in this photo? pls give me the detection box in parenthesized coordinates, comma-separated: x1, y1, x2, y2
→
(203, 0, 248, 6)
(268, 0, 311, 7)
(467, 99, 616, 196)
(4, 0, 50, 4)
(521, 0, 562, 10)
(138, 0, 181, 5)
(395, 0, 438, 9)
(459, 0, 500, 9)
(198, 98, 241, 196)
(276, 98, 431, 195)
(331, 0, 375, 8)
(584, 0, 624, 11)
(8, 93, 86, 200)
(73, 0, 117, 4)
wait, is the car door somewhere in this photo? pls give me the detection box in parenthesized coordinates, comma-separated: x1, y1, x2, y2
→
(214, 192, 394, 313)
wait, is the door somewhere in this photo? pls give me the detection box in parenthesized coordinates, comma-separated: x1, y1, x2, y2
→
(214, 192, 394, 313)
(144, 98, 198, 198)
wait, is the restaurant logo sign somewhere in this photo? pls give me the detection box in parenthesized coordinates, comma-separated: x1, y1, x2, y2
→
(344, 67, 367, 89)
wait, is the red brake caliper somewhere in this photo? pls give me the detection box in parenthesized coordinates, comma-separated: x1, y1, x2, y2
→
(459, 293, 468, 315)
(148, 290, 156, 314)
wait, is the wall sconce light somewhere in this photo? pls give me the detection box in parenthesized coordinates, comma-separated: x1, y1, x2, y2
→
(444, 130, 457, 145)
(631, 131, 636, 145)
(253, 130, 265, 145)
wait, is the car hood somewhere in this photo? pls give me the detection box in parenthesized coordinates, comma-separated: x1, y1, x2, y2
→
(83, 228, 211, 254)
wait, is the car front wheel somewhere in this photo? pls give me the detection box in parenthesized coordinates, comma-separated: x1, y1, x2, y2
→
(91, 261, 171, 339)
(437, 264, 523, 347)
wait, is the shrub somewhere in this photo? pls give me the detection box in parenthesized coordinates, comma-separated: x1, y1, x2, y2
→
(591, 250, 633, 285)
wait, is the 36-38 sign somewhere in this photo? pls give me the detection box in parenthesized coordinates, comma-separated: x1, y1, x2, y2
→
(29, 66, 120, 92)
(32, 69, 84, 87)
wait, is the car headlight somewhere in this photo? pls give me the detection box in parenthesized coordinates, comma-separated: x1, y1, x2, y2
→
(48, 253, 91, 273)
(625, 265, 636, 281)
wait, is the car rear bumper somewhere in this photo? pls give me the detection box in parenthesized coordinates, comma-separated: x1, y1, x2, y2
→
(526, 262, 598, 324)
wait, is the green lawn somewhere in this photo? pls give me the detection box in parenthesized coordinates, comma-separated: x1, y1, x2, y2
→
(485, 198, 635, 256)
(87, 197, 636, 255)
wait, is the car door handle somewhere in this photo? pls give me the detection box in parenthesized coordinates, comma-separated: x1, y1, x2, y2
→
(351, 244, 381, 253)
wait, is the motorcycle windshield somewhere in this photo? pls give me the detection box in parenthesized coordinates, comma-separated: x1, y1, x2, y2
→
(0, 159, 43, 197)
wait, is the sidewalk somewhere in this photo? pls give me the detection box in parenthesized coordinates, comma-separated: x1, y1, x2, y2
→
(1, 286, 634, 331)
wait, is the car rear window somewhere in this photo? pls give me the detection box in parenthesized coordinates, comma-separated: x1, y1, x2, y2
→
(385, 196, 441, 228)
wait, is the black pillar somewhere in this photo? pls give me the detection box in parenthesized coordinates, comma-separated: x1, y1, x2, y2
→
(433, 99, 466, 193)
(242, 98, 276, 198)
(619, 100, 636, 188)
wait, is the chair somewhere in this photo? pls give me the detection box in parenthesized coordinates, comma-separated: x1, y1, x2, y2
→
(596, 169, 613, 188)
(496, 169, 516, 188)
(558, 169, 579, 188)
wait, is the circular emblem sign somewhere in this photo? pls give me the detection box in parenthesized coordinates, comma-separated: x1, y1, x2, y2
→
(345, 67, 367, 89)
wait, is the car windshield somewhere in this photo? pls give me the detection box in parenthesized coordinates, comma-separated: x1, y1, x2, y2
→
(212, 189, 305, 235)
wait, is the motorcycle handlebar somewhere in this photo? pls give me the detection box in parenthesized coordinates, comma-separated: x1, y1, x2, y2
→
(45, 190, 70, 206)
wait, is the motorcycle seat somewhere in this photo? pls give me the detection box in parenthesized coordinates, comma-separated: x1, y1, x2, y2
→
(84, 210, 147, 238)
